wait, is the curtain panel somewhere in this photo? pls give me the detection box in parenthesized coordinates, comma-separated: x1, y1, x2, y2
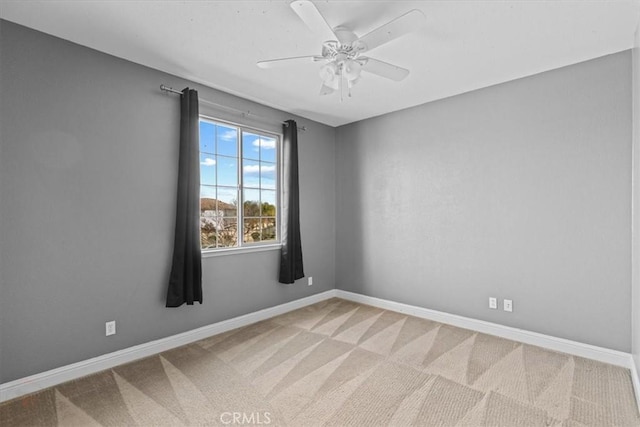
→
(279, 120, 304, 284)
(166, 88, 203, 307)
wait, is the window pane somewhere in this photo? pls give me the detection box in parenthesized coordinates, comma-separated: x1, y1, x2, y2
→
(200, 187, 217, 228)
(200, 185, 216, 199)
(218, 218, 238, 248)
(243, 159, 261, 188)
(216, 124, 237, 157)
(200, 121, 216, 154)
(261, 218, 277, 241)
(244, 218, 260, 243)
(217, 155, 238, 187)
(261, 190, 277, 217)
(200, 154, 216, 185)
(200, 189, 216, 217)
(217, 186, 238, 217)
(259, 136, 277, 162)
(200, 217, 218, 249)
(242, 132, 261, 160)
(260, 161, 276, 189)
(201, 207, 222, 229)
(243, 188, 260, 217)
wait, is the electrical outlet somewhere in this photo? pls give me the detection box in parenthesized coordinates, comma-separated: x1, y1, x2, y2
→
(105, 321, 116, 336)
(308, 276, 313, 286)
(489, 297, 497, 309)
(503, 299, 513, 312)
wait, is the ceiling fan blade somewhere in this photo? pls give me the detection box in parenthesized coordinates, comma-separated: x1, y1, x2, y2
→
(361, 57, 410, 81)
(257, 55, 324, 69)
(290, 0, 338, 42)
(357, 9, 426, 52)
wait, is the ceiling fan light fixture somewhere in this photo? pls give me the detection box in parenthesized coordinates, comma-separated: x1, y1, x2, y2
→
(348, 76, 361, 88)
(327, 73, 340, 90)
(343, 59, 362, 81)
(319, 83, 335, 96)
(319, 62, 338, 81)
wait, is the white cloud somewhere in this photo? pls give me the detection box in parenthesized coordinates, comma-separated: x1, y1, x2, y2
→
(201, 157, 216, 166)
(252, 138, 276, 150)
(243, 164, 276, 174)
(220, 129, 237, 141)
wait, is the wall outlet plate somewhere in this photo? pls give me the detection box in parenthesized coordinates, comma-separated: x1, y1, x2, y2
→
(308, 277, 313, 286)
(504, 299, 513, 312)
(489, 297, 497, 309)
(105, 321, 116, 336)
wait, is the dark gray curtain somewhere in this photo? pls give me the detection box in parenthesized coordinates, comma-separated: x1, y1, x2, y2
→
(279, 120, 304, 284)
(166, 88, 202, 307)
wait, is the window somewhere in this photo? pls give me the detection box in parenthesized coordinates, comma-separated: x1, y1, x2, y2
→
(199, 118, 279, 251)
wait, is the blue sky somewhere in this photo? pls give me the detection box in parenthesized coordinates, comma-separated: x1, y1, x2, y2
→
(199, 121, 277, 210)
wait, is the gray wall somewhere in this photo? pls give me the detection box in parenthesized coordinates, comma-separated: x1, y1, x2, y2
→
(632, 20, 640, 382)
(0, 17, 635, 386)
(0, 20, 336, 384)
(336, 52, 632, 352)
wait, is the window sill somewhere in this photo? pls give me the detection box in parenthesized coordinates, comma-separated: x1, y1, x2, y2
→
(201, 244, 281, 258)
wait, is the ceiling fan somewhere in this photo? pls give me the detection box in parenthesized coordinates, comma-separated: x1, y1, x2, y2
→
(257, 0, 426, 99)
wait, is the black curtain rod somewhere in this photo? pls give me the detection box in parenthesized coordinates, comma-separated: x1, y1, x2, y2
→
(160, 85, 306, 131)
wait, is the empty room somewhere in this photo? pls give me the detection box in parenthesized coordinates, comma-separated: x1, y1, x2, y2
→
(1, 1, 640, 426)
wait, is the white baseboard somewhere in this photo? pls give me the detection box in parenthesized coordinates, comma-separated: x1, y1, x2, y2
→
(631, 356, 640, 413)
(0, 290, 336, 403)
(2, 289, 635, 405)
(335, 290, 634, 369)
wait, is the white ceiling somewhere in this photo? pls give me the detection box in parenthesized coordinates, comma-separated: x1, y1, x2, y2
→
(1, 1, 639, 127)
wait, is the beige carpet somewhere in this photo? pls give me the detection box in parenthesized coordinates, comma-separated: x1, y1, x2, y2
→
(1, 298, 639, 426)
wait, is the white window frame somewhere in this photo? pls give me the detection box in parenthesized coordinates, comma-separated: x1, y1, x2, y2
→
(199, 115, 282, 257)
